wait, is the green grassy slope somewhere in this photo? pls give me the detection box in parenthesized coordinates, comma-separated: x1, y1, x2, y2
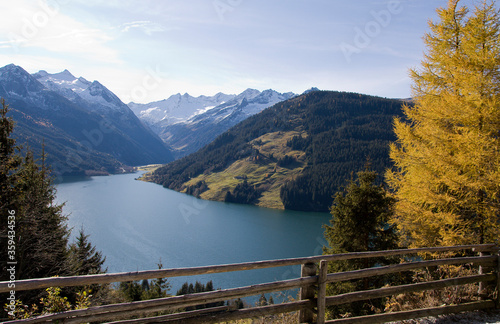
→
(150, 91, 405, 212)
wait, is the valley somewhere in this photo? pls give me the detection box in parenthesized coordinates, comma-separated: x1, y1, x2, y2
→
(150, 91, 406, 212)
(0, 64, 173, 178)
(0, 63, 405, 213)
(4, 2, 498, 322)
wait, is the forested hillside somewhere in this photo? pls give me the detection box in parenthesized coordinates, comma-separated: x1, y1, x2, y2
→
(0, 64, 173, 177)
(151, 91, 405, 212)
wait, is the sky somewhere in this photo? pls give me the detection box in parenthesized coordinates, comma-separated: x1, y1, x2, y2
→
(0, 0, 454, 103)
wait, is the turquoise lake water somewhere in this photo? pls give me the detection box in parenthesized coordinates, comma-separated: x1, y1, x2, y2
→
(55, 171, 331, 299)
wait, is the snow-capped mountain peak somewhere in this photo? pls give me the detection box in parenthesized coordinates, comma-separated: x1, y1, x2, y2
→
(128, 92, 237, 126)
(34, 69, 90, 94)
(0, 64, 49, 107)
(0, 63, 174, 171)
(129, 88, 297, 158)
(52, 69, 76, 82)
(34, 69, 128, 113)
(237, 88, 261, 100)
(188, 88, 296, 125)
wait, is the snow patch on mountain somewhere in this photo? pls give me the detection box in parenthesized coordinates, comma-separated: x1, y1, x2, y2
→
(34, 69, 129, 113)
(128, 92, 236, 125)
(138, 88, 297, 158)
(184, 88, 296, 126)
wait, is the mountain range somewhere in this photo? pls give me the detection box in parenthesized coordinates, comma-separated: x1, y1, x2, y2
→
(129, 89, 296, 158)
(149, 90, 405, 212)
(1, 62, 405, 210)
(0, 64, 173, 177)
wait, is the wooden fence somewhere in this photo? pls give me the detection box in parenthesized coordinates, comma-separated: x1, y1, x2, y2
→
(1, 244, 499, 323)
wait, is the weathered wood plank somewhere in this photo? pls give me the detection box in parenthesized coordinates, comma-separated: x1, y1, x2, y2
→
(317, 260, 328, 324)
(299, 263, 317, 323)
(1, 244, 494, 293)
(174, 300, 312, 324)
(327, 255, 496, 283)
(2, 244, 496, 323)
(106, 300, 312, 324)
(326, 273, 496, 306)
(325, 300, 496, 324)
(2, 276, 317, 324)
(497, 252, 500, 309)
(97, 305, 234, 324)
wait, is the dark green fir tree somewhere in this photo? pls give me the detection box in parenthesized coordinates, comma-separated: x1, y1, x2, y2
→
(0, 99, 21, 281)
(1, 98, 70, 283)
(145, 260, 171, 300)
(323, 168, 398, 318)
(1, 99, 107, 312)
(69, 228, 106, 276)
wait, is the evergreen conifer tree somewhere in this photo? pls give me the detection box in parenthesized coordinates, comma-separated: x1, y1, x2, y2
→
(233, 298, 244, 309)
(69, 229, 106, 276)
(119, 281, 143, 302)
(268, 295, 274, 305)
(323, 168, 398, 317)
(258, 293, 268, 306)
(15, 150, 70, 280)
(1, 99, 69, 282)
(1, 99, 106, 311)
(387, 0, 500, 247)
(0, 99, 21, 280)
(146, 261, 171, 299)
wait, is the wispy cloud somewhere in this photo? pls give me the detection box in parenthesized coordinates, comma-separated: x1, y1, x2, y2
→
(0, 0, 121, 63)
(119, 21, 175, 36)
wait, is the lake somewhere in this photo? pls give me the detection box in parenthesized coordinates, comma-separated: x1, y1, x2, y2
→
(55, 171, 331, 299)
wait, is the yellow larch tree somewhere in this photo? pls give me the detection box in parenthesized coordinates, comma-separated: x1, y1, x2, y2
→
(387, 0, 500, 247)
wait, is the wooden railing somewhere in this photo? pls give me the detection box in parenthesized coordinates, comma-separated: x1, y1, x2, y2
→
(1, 244, 499, 323)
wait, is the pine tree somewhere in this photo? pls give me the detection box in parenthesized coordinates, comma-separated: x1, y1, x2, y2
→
(0, 99, 73, 312)
(15, 150, 70, 280)
(233, 298, 244, 309)
(323, 168, 398, 317)
(119, 281, 143, 302)
(387, 0, 500, 247)
(0, 98, 70, 281)
(68, 229, 106, 276)
(146, 260, 171, 299)
(176, 282, 190, 296)
(0, 99, 22, 280)
(1, 99, 109, 314)
(205, 280, 214, 292)
(141, 279, 150, 292)
(323, 169, 398, 257)
(194, 281, 204, 294)
(258, 293, 268, 306)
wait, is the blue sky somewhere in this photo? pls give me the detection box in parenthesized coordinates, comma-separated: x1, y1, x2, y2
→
(1, 0, 451, 103)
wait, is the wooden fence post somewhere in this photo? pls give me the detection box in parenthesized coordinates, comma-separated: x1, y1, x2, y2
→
(479, 251, 492, 300)
(317, 260, 328, 324)
(496, 249, 500, 309)
(299, 262, 317, 323)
